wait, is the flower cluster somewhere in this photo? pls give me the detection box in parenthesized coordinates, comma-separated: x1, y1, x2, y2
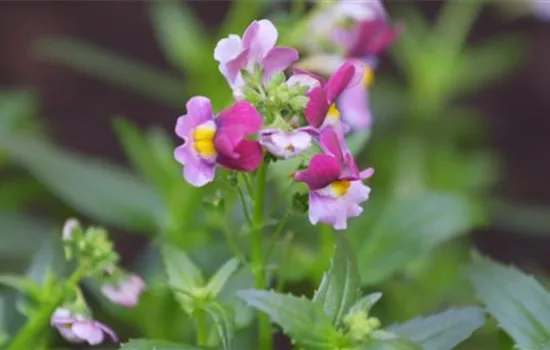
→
(51, 218, 145, 346)
(175, 3, 397, 230)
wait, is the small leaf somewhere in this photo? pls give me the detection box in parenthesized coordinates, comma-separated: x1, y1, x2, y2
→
(0, 276, 40, 299)
(206, 258, 239, 298)
(118, 339, 204, 350)
(356, 192, 471, 285)
(389, 307, 486, 350)
(163, 245, 204, 291)
(0, 135, 163, 233)
(346, 293, 383, 317)
(238, 289, 338, 349)
(468, 255, 550, 349)
(313, 234, 361, 327)
(205, 302, 234, 350)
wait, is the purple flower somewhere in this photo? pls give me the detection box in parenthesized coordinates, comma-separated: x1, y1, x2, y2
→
(62, 218, 79, 240)
(295, 128, 374, 230)
(101, 274, 145, 308)
(338, 59, 375, 130)
(51, 307, 118, 346)
(302, 62, 362, 129)
(174, 97, 264, 187)
(214, 19, 299, 94)
(259, 128, 314, 159)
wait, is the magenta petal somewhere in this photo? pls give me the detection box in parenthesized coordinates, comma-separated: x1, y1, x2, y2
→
(305, 87, 329, 128)
(339, 82, 372, 130)
(226, 48, 250, 85)
(214, 126, 244, 158)
(262, 47, 299, 82)
(217, 140, 263, 171)
(319, 127, 346, 163)
(326, 62, 355, 104)
(368, 23, 402, 55)
(217, 101, 263, 135)
(175, 96, 213, 139)
(295, 154, 341, 190)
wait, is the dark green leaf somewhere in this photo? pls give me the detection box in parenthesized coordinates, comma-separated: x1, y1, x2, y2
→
(0, 135, 163, 232)
(32, 37, 186, 107)
(119, 339, 204, 350)
(389, 307, 485, 350)
(313, 235, 361, 327)
(357, 192, 471, 285)
(206, 258, 239, 298)
(238, 289, 338, 349)
(468, 256, 550, 349)
(205, 302, 234, 350)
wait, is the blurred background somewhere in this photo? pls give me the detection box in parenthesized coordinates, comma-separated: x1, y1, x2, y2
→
(1, 0, 550, 349)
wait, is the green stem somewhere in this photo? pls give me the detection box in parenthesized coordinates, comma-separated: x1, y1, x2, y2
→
(318, 225, 335, 278)
(250, 161, 272, 350)
(194, 309, 208, 346)
(265, 210, 291, 261)
(7, 267, 84, 350)
(236, 185, 252, 225)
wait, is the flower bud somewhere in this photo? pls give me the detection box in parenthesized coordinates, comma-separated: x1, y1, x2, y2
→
(101, 273, 145, 308)
(51, 307, 118, 345)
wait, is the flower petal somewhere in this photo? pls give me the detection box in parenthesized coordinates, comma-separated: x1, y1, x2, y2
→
(326, 62, 356, 104)
(174, 144, 216, 187)
(339, 82, 372, 130)
(295, 154, 341, 190)
(95, 322, 120, 343)
(175, 96, 213, 140)
(262, 47, 299, 82)
(214, 34, 243, 63)
(305, 87, 329, 128)
(287, 73, 321, 92)
(217, 140, 263, 171)
(360, 167, 375, 179)
(225, 48, 250, 86)
(217, 101, 263, 135)
(72, 322, 104, 346)
(319, 127, 345, 162)
(243, 19, 278, 60)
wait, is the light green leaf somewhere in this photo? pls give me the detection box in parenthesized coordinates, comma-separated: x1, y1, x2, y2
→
(218, 267, 254, 328)
(346, 293, 383, 317)
(389, 307, 486, 350)
(149, 1, 210, 74)
(357, 192, 471, 285)
(238, 289, 338, 349)
(313, 235, 361, 327)
(119, 339, 204, 350)
(0, 90, 37, 131)
(0, 276, 40, 299)
(361, 337, 422, 350)
(205, 302, 234, 350)
(206, 258, 239, 298)
(0, 135, 163, 232)
(468, 256, 550, 349)
(32, 37, 186, 107)
(163, 245, 204, 291)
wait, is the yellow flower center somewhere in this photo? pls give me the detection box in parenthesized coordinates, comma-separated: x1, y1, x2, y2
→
(193, 124, 217, 158)
(363, 66, 375, 87)
(330, 180, 351, 197)
(327, 103, 341, 120)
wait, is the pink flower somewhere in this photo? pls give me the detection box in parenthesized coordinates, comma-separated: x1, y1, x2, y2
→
(174, 97, 264, 187)
(51, 307, 118, 346)
(259, 128, 315, 159)
(62, 218, 80, 240)
(101, 274, 145, 308)
(295, 128, 374, 230)
(302, 62, 362, 130)
(214, 19, 299, 95)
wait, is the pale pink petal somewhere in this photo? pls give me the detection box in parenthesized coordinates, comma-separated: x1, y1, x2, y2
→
(243, 19, 278, 60)
(72, 322, 104, 346)
(286, 74, 321, 92)
(262, 47, 299, 82)
(214, 34, 243, 63)
(174, 144, 216, 187)
(339, 79, 372, 130)
(95, 322, 119, 343)
(225, 48, 250, 86)
(295, 154, 341, 190)
(175, 96, 213, 140)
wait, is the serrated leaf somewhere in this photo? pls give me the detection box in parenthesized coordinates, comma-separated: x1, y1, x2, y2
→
(205, 302, 234, 350)
(33, 37, 186, 107)
(238, 289, 338, 349)
(389, 307, 485, 350)
(356, 192, 471, 285)
(218, 267, 254, 328)
(468, 256, 550, 349)
(206, 258, 239, 298)
(163, 245, 204, 292)
(0, 135, 163, 233)
(346, 293, 383, 317)
(313, 235, 361, 327)
(119, 339, 204, 350)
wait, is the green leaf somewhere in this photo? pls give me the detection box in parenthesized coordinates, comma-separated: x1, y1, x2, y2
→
(0, 213, 49, 263)
(313, 235, 361, 327)
(0, 90, 38, 132)
(119, 339, 204, 350)
(467, 256, 550, 349)
(362, 336, 422, 350)
(163, 245, 204, 291)
(238, 289, 338, 349)
(206, 258, 239, 298)
(0, 276, 40, 298)
(32, 37, 186, 107)
(149, 1, 210, 74)
(356, 192, 471, 285)
(205, 302, 234, 350)
(389, 307, 486, 350)
(218, 0, 266, 38)
(346, 293, 383, 317)
(0, 135, 163, 232)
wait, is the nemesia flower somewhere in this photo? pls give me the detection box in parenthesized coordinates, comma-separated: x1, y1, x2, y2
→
(62, 218, 79, 240)
(295, 128, 374, 230)
(101, 273, 145, 308)
(174, 97, 264, 187)
(302, 62, 361, 130)
(259, 128, 315, 159)
(51, 307, 118, 346)
(214, 19, 299, 96)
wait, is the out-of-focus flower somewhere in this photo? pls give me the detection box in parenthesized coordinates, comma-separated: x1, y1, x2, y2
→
(62, 218, 80, 241)
(174, 97, 264, 187)
(214, 19, 299, 97)
(295, 128, 374, 230)
(51, 307, 118, 346)
(532, 0, 550, 21)
(101, 273, 145, 308)
(259, 128, 315, 159)
(302, 62, 361, 129)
